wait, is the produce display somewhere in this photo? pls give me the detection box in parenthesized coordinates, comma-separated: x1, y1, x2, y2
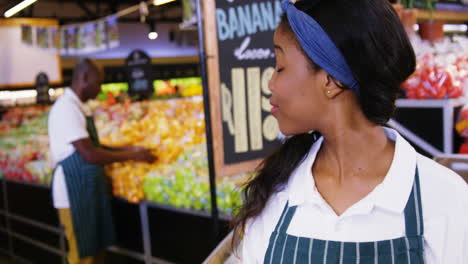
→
(97, 83, 129, 103)
(0, 106, 52, 184)
(90, 98, 206, 202)
(456, 105, 468, 154)
(97, 77, 203, 103)
(90, 97, 242, 213)
(143, 144, 243, 214)
(0, 93, 242, 214)
(153, 77, 203, 97)
(401, 35, 467, 99)
(0, 105, 49, 134)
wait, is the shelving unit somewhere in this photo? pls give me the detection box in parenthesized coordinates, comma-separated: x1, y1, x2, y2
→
(389, 98, 467, 157)
(416, 2, 468, 22)
(417, 9, 468, 22)
(0, 179, 230, 264)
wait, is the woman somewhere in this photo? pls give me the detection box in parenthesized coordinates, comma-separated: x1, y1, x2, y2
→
(233, 0, 468, 263)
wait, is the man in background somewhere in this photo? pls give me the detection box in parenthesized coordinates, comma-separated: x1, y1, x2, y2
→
(48, 58, 155, 264)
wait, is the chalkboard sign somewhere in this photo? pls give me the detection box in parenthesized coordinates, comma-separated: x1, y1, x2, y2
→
(126, 49, 154, 100)
(35, 72, 50, 105)
(205, 0, 282, 176)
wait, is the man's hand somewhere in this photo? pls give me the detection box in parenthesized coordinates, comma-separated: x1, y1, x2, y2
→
(130, 147, 157, 163)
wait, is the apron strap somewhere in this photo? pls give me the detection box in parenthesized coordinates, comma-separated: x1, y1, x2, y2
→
(273, 202, 298, 234)
(85, 116, 101, 147)
(403, 167, 424, 236)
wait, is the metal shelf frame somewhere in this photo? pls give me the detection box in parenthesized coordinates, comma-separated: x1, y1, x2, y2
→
(391, 98, 467, 155)
(0, 179, 179, 264)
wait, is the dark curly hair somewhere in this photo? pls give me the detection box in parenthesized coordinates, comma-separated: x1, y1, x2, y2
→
(232, 0, 416, 248)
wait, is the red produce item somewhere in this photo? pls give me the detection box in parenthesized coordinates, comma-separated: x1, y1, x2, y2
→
(460, 141, 468, 154)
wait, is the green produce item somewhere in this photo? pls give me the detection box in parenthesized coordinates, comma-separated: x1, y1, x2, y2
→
(143, 144, 243, 215)
(98, 83, 129, 100)
(0, 107, 53, 184)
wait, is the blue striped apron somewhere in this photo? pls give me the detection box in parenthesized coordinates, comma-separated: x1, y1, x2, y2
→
(59, 116, 116, 258)
(264, 168, 424, 263)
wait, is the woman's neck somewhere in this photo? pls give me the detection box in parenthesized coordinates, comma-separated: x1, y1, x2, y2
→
(315, 117, 395, 184)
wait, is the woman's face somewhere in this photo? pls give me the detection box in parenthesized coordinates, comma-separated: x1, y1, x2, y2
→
(269, 24, 329, 136)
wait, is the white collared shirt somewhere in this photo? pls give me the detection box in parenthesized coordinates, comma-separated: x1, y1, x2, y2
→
(238, 128, 468, 263)
(48, 88, 91, 208)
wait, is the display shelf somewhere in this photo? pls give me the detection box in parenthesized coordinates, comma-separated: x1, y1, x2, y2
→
(1, 180, 235, 222)
(418, 9, 468, 22)
(391, 98, 467, 156)
(147, 203, 230, 264)
(417, 4, 468, 22)
(145, 200, 232, 222)
(395, 98, 467, 108)
(0, 179, 228, 264)
(2, 178, 50, 189)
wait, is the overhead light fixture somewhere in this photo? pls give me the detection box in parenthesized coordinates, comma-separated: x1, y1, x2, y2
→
(148, 32, 159, 40)
(443, 24, 468, 33)
(148, 21, 158, 40)
(4, 0, 38, 18)
(153, 0, 176, 6)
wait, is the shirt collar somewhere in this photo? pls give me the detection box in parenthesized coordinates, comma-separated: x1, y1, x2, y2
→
(64, 88, 91, 116)
(370, 127, 417, 213)
(287, 136, 323, 207)
(287, 127, 417, 215)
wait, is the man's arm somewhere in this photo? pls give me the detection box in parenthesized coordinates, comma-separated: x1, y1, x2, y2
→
(101, 145, 131, 151)
(72, 138, 156, 165)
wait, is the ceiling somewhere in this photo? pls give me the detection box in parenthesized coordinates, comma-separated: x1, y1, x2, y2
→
(0, 0, 183, 24)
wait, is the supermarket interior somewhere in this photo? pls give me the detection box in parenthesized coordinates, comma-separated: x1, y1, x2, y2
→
(0, 0, 467, 263)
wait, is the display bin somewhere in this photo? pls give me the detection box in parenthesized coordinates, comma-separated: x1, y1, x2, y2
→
(203, 232, 234, 264)
(1, 179, 66, 264)
(5, 180, 59, 230)
(0, 179, 5, 230)
(0, 179, 10, 255)
(11, 237, 62, 264)
(0, 180, 145, 264)
(0, 230, 8, 256)
(389, 98, 467, 157)
(112, 198, 145, 254)
(0, 179, 229, 264)
(147, 202, 231, 264)
(106, 251, 145, 264)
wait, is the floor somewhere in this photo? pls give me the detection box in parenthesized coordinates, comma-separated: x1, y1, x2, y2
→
(0, 256, 14, 264)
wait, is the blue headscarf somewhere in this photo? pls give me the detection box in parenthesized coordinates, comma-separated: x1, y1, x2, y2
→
(281, 0, 360, 95)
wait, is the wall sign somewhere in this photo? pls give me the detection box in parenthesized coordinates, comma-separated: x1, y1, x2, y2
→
(204, 0, 282, 176)
(35, 72, 50, 105)
(126, 49, 154, 99)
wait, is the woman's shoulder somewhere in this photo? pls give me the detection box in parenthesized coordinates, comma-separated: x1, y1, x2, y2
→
(240, 191, 288, 262)
(246, 190, 289, 232)
(416, 154, 468, 214)
(417, 154, 467, 190)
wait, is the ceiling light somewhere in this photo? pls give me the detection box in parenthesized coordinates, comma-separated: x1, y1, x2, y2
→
(148, 32, 158, 40)
(4, 0, 38, 18)
(153, 0, 176, 6)
(148, 21, 158, 40)
(443, 24, 468, 33)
